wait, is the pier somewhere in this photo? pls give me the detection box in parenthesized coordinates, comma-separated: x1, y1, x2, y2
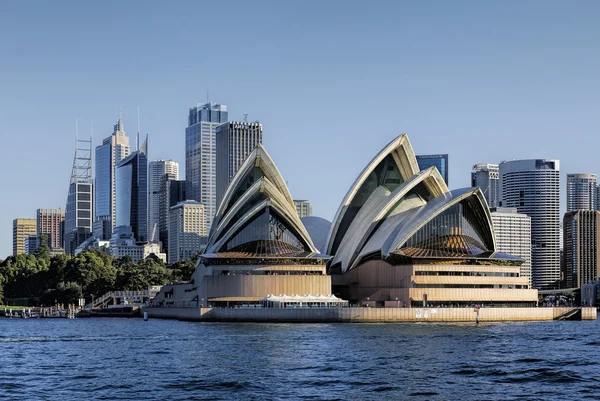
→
(3, 305, 78, 319)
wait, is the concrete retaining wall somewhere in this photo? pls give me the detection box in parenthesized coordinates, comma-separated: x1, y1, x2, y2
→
(143, 306, 597, 322)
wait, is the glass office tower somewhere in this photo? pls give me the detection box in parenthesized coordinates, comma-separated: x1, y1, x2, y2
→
(115, 137, 148, 242)
(416, 154, 449, 186)
(185, 102, 228, 231)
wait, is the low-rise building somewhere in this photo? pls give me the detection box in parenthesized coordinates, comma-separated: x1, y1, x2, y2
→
(109, 226, 166, 263)
(582, 278, 600, 306)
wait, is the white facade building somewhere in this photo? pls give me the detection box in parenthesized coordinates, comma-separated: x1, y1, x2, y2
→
(499, 159, 560, 290)
(491, 207, 532, 286)
(109, 226, 166, 263)
(148, 160, 179, 242)
(293, 200, 313, 218)
(168, 201, 206, 264)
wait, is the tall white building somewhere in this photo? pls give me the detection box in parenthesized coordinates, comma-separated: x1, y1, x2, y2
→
(95, 114, 131, 234)
(491, 207, 532, 286)
(216, 121, 262, 207)
(185, 102, 228, 232)
(148, 160, 179, 242)
(168, 201, 206, 264)
(499, 159, 560, 290)
(471, 164, 499, 208)
(293, 200, 313, 218)
(566, 173, 597, 212)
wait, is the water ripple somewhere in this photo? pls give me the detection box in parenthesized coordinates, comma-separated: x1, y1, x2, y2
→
(0, 318, 598, 400)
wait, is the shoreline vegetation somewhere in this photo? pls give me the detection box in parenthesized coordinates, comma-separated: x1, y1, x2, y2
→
(0, 235, 195, 307)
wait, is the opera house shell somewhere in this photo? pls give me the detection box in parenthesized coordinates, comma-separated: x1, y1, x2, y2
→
(151, 145, 332, 308)
(150, 134, 537, 313)
(326, 134, 538, 307)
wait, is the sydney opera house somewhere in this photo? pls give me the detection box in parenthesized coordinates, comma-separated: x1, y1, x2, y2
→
(152, 145, 334, 309)
(325, 135, 537, 307)
(150, 134, 538, 312)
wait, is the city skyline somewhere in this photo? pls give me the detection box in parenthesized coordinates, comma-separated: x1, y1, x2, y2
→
(3, 2, 600, 258)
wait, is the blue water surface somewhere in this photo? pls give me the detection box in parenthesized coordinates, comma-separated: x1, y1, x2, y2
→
(0, 317, 599, 400)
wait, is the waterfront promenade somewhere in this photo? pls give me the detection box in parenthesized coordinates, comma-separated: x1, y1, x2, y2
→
(144, 306, 597, 323)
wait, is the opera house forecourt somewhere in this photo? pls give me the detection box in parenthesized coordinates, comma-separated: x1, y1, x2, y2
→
(146, 135, 595, 322)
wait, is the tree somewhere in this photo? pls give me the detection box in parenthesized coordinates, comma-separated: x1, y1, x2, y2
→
(115, 257, 170, 290)
(168, 257, 198, 282)
(47, 253, 70, 288)
(41, 282, 82, 305)
(62, 250, 116, 300)
(34, 234, 51, 261)
(1, 254, 49, 299)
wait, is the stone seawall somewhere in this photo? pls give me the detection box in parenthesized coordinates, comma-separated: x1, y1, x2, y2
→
(143, 306, 597, 322)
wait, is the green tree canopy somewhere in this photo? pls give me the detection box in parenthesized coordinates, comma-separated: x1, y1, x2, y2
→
(62, 250, 116, 300)
(168, 258, 197, 282)
(115, 257, 170, 290)
(34, 234, 51, 261)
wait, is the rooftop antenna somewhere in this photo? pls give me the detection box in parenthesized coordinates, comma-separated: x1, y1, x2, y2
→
(206, 90, 209, 104)
(70, 118, 92, 185)
(243, 114, 248, 123)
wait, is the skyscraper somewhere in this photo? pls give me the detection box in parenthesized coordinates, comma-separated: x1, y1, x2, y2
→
(471, 164, 499, 208)
(185, 102, 228, 230)
(95, 113, 131, 233)
(293, 200, 313, 218)
(566, 173, 597, 212)
(168, 201, 206, 264)
(115, 137, 148, 242)
(499, 159, 560, 290)
(64, 135, 94, 255)
(563, 210, 600, 288)
(148, 160, 179, 242)
(416, 154, 449, 186)
(12, 218, 36, 255)
(36, 208, 65, 252)
(159, 177, 187, 256)
(490, 207, 532, 286)
(215, 121, 262, 206)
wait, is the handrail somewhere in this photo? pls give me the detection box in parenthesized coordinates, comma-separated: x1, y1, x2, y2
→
(85, 289, 161, 309)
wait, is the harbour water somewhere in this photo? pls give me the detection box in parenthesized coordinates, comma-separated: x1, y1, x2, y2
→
(1, 318, 599, 400)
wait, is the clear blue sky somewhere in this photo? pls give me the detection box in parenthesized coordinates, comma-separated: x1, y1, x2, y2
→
(1, 1, 599, 259)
